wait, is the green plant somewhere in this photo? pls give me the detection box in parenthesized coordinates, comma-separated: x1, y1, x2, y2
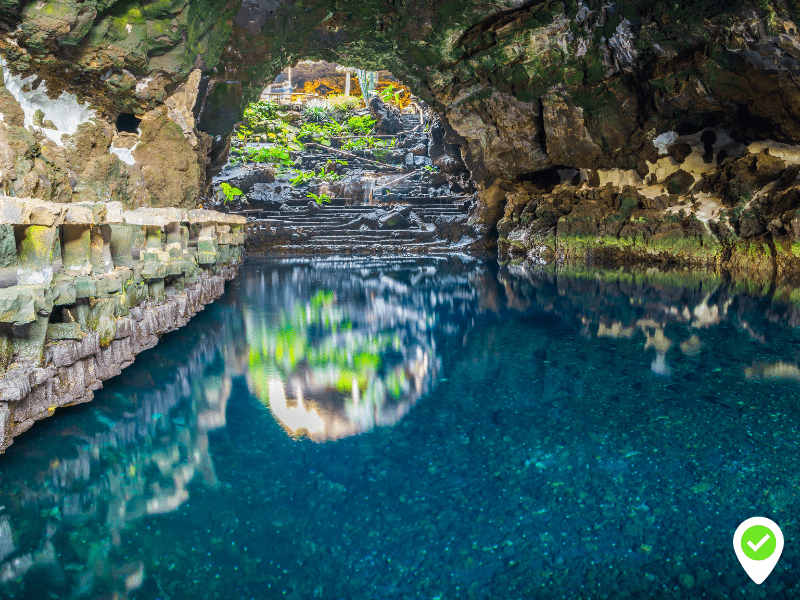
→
(347, 115, 376, 136)
(230, 146, 293, 166)
(220, 182, 243, 203)
(244, 100, 279, 128)
(317, 165, 342, 181)
(377, 84, 395, 103)
(236, 125, 253, 141)
(298, 123, 332, 145)
(423, 165, 439, 172)
(374, 148, 390, 162)
(341, 136, 394, 151)
(290, 170, 316, 186)
(356, 69, 378, 103)
(307, 192, 332, 204)
(326, 94, 361, 120)
(323, 119, 345, 137)
(302, 103, 332, 123)
(326, 94, 361, 111)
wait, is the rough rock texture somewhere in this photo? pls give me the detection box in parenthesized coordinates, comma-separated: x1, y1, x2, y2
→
(368, 96, 403, 135)
(0, 269, 236, 452)
(2, 1, 800, 274)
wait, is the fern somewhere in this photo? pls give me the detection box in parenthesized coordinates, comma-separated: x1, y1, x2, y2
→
(307, 192, 332, 204)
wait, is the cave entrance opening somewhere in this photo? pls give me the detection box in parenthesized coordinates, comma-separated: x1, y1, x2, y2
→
(259, 60, 418, 110)
(116, 113, 141, 133)
(208, 60, 475, 253)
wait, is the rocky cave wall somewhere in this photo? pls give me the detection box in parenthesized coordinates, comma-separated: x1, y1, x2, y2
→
(2, 1, 800, 276)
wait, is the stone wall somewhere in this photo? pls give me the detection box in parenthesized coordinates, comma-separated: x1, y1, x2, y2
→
(0, 197, 246, 452)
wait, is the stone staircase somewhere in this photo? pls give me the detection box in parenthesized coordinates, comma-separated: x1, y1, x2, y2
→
(234, 108, 475, 255)
(245, 197, 471, 254)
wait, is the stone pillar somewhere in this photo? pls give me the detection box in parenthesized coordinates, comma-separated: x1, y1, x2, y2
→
(109, 224, 136, 268)
(143, 225, 163, 260)
(15, 224, 60, 284)
(61, 224, 92, 276)
(196, 222, 217, 265)
(90, 224, 113, 273)
(12, 314, 49, 366)
(165, 222, 182, 258)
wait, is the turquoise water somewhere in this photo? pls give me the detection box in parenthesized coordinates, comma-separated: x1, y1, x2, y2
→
(1, 257, 799, 599)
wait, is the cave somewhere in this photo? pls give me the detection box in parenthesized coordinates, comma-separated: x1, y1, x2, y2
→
(1, 1, 800, 597)
(115, 112, 142, 133)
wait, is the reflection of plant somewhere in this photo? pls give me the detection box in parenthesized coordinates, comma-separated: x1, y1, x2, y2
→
(243, 280, 436, 442)
(307, 192, 332, 204)
(246, 291, 391, 396)
(220, 182, 243, 203)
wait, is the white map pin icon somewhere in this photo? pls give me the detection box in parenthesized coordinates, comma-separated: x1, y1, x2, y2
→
(733, 517, 784, 585)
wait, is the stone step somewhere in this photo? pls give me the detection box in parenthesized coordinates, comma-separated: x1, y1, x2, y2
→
(307, 236, 431, 245)
(307, 228, 429, 237)
(251, 214, 464, 226)
(293, 238, 450, 248)
(255, 243, 454, 254)
(250, 206, 466, 220)
(250, 215, 464, 226)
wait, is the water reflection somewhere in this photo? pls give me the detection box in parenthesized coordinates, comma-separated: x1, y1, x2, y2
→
(0, 258, 799, 598)
(500, 265, 800, 384)
(242, 258, 452, 441)
(0, 311, 242, 598)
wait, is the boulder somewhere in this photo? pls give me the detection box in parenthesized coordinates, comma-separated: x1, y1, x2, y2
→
(379, 210, 410, 228)
(368, 96, 402, 135)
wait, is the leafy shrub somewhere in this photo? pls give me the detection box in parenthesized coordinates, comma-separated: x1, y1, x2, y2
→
(230, 145, 293, 166)
(327, 94, 361, 111)
(302, 103, 333, 123)
(326, 94, 362, 121)
(244, 101, 279, 131)
(346, 115, 376, 136)
(342, 135, 393, 151)
(307, 192, 332, 204)
(297, 123, 332, 145)
(220, 182, 243, 203)
(290, 169, 316, 186)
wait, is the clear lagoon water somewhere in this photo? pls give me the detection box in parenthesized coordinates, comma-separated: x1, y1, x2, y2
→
(1, 256, 799, 599)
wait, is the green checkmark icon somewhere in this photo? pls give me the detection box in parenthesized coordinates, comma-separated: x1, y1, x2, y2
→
(741, 524, 777, 561)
